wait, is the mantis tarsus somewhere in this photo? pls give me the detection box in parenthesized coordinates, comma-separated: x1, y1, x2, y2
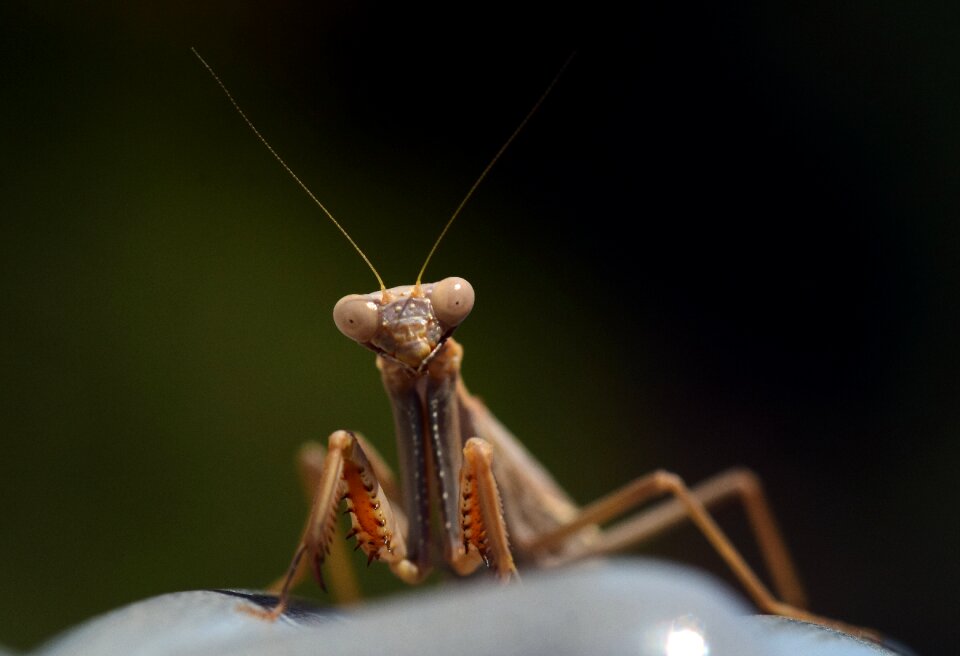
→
(192, 48, 880, 642)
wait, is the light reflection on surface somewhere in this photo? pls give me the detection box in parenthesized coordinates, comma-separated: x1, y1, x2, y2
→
(664, 625, 709, 656)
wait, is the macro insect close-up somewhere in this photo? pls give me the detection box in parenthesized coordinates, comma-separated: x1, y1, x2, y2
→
(1, 3, 957, 655)
(189, 46, 878, 644)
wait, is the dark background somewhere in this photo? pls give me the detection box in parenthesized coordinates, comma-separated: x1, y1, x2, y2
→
(1, 2, 956, 653)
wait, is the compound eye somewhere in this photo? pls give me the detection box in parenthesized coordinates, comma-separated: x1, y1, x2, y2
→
(333, 295, 380, 343)
(430, 277, 475, 327)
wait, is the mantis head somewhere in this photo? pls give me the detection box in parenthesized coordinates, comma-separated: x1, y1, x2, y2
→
(333, 277, 475, 372)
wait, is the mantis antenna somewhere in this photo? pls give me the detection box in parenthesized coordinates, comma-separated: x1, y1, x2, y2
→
(415, 51, 577, 287)
(191, 47, 387, 293)
(194, 47, 574, 292)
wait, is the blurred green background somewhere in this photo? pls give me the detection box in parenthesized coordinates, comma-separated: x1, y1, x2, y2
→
(1, 2, 957, 653)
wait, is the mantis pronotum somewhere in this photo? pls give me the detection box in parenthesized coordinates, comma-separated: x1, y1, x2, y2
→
(192, 48, 879, 642)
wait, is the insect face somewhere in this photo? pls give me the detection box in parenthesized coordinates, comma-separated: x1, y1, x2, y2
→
(333, 277, 475, 373)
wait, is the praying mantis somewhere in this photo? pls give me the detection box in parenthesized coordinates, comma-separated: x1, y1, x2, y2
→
(192, 49, 879, 642)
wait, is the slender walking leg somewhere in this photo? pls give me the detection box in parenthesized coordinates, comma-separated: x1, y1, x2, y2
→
(524, 469, 874, 638)
(530, 467, 805, 608)
(582, 468, 804, 607)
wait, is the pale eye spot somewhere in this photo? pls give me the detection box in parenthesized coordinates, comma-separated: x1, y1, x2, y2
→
(431, 277, 475, 326)
(333, 295, 379, 342)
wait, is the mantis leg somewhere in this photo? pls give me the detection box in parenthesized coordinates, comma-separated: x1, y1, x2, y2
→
(459, 385, 879, 640)
(567, 468, 805, 607)
(449, 437, 517, 581)
(266, 434, 403, 605)
(460, 387, 805, 608)
(247, 430, 422, 620)
(521, 468, 877, 636)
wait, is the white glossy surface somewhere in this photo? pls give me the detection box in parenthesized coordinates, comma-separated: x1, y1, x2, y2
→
(31, 559, 903, 656)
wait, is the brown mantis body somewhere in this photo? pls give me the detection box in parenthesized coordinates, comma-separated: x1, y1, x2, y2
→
(192, 49, 879, 642)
